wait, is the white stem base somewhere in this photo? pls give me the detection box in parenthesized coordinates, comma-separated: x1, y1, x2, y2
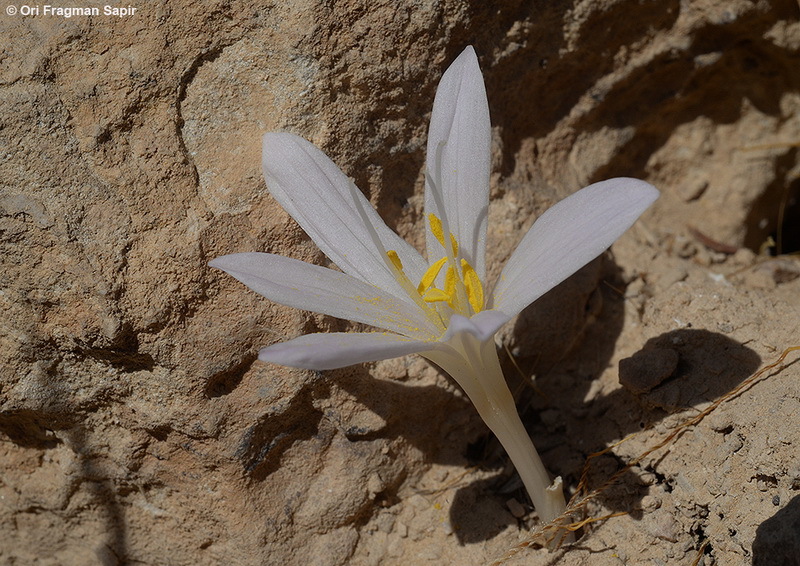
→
(424, 332, 567, 525)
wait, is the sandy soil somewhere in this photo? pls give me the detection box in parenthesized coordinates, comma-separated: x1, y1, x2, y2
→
(1, 1, 799, 565)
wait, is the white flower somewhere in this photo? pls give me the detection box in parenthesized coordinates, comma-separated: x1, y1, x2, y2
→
(210, 46, 659, 526)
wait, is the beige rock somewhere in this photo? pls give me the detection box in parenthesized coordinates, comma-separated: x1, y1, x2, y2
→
(2, 1, 799, 565)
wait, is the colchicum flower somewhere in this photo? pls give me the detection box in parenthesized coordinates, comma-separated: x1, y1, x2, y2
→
(211, 46, 659, 526)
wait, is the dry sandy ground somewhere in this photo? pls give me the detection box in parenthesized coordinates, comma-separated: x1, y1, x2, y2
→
(1, 1, 799, 565)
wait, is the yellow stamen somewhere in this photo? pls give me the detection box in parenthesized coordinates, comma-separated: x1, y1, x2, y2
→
(422, 265, 463, 311)
(423, 288, 450, 303)
(387, 250, 403, 271)
(428, 213, 459, 256)
(390, 216, 485, 319)
(428, 213, 446, 248)
(418, 256, 448, 294)
(461, 259, 484, 313)
(384, 249, 446, 334)
(444, 266, 457, 308)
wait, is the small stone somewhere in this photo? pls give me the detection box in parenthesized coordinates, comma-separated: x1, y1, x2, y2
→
(506, 497, 526, 518)
(619, 348, 680, 394)
(754, 258, 800, 284)
(367, 472, 384, 498)
(731, 247, 756, 266)
(638, 471, 658, 486)
(658, 266, 688, 289)
(387, 534, 404, 557)
(724, 434, 744, 454)
(708, 412, 733, 433)
(717, 321, 734, 333)
(641, 494, 662, 511)
(789, 465, 800, 490)
(644, 512, 679, 542)
(396, 521, 408, 538)
(676, 177, 708, 202)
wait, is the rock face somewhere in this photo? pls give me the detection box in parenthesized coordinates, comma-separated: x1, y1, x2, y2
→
(1, 1, 799, 565)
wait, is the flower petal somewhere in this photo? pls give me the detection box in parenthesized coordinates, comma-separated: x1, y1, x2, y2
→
(443, 310, 511, 343)
(262, 132, 428, 295)
(424, 46, 491, 279)
(210, 252, 441, 340)
(491, 178, 659, 317)
(259, 331, 432, 370)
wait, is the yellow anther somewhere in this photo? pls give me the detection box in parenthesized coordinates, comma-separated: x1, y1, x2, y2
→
(461, 259, 484, 313)
(429, 213, 459, 255)
(418, 257, 447, 294)
(428, 213, 447, 248)
(386, 250, 403, 271)
(415, 217, 485, 316)
(423, 288, 450, 303)
(421, 265, 459, 309)
(444, 266, 457, 308)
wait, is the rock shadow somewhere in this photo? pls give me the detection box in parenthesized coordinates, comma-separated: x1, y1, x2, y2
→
(0, 414, 128, 564)
(585, 9, 800, 184)
(616, 328, 762, 411)
(0, 361, 128, 564)
(234, 378, 327, 481)
(552, 325, 761, 517)
(0, 409, 65, 449)
(233, 361, 478, 484)
(469, 0, 800, 186)
(753, 495, 800, 566)
(446, 258, 760, 542)
(324, 364, 477, 467)
(64, 425, 129, 566)
(448, 476, 517, 545)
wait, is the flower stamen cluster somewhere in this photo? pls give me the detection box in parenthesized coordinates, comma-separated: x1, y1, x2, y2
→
(388, 212, 485, 333)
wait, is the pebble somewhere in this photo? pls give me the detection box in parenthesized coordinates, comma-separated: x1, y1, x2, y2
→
(619, 348, 679, 394)
(658, 266, 688, 289)
(641, 494, 662, 511)
(645, 512, 679, 542)
(506, 497, 526, 518)
(396, 521, 408, 538)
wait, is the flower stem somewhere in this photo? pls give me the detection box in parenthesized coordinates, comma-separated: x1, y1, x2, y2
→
(425, 335, 567, 525)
